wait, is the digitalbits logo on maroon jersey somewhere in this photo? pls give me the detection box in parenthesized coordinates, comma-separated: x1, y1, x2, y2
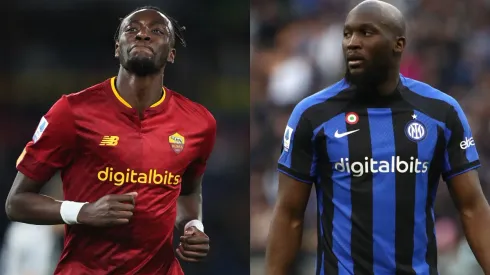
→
(169, 132, 185, 154)
(97, 167, 182, 186)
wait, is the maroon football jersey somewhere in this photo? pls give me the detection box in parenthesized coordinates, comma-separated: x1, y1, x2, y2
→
(16, 77, 216, 275)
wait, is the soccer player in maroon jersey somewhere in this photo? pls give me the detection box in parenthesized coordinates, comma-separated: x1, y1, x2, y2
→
(5, 6, 215, 275)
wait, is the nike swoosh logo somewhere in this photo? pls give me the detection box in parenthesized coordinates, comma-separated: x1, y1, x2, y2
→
(334, 129, 360, 138)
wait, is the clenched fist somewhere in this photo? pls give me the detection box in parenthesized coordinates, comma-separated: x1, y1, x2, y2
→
(176, 226, 210, 262)
(77, 192, 137, 226)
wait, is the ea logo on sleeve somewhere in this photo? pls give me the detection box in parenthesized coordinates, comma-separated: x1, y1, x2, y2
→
(405, 120, 427, 142)
(283, 126, 293, 151)
(33, 116, 49, 143)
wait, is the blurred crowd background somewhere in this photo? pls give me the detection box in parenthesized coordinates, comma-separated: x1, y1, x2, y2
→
(0, 1, 249, 275)
(251, 0, 490, 274)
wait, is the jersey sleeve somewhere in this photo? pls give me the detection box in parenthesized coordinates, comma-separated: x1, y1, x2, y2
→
(442, 101, 480, 181)
(16, 95, 77, 182)
(277, 103, 316, 184)
(184, 113, 217, 179)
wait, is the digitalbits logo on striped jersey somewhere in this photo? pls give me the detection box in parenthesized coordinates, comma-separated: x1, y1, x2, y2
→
(334, 156, 429, 177)
(33, 116, 49, 143)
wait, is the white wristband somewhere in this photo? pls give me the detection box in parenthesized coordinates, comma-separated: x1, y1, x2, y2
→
(184, 219, 204, 232)
(60, 201, 87, 225)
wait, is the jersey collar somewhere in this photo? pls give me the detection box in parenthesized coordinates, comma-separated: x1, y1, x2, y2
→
(108, 77, 170, 114)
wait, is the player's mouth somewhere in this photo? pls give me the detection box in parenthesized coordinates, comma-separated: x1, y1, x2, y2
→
(130, 45, 154, 54)
(348, 60, 364, 66)
(346, 55, 365, 69)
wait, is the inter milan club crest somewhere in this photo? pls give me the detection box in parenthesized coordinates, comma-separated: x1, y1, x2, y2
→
(169, 133, 185, 154)
(404, 114, 427, 142)
(345, 112, 359, 125)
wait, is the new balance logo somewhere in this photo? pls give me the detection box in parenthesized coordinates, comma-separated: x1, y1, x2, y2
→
(100, 136, 119, 146)
(460, 137, 475, 150)
(334, 129, 360, 138)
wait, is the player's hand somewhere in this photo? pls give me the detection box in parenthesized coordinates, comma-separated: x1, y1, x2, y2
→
(176, 226, 210, 262)
(77, 192, 137, 227)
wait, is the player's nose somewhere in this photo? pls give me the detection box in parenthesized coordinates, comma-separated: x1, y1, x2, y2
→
(346, 34, 362, 50)
(135, 28, 151, 41)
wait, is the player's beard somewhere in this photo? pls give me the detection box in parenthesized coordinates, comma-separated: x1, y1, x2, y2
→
(344, 57, 391, 91)
(120, 55, 164, 77)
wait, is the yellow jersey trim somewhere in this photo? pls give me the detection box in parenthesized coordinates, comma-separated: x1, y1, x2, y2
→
(16, 147, 27, 166)
(110, 77, 166, 108)
(151, 86, 166, 107)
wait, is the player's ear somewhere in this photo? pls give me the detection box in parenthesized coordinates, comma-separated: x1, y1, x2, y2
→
(167, 48, 176, 63)
(393, 36, 405, 54)
(115, 41, 120, 58)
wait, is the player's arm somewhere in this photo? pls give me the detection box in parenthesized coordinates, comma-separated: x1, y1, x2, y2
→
(447, 171, 490, 272)
(175, 174, 203, 232)
(5, 96, 75, 224)
(175, 112, 216, 262)
(265, 107, 315, 275)
(266, 174, 312, 275)
(442, 102, 490, 272)
(6, 173, 64, 224)
(6, 96, 136, 227)
(175, 113, 216, 233)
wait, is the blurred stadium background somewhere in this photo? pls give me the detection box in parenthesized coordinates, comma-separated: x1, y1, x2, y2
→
(251, 0, 490, 274)
(0, 1, 249, 275)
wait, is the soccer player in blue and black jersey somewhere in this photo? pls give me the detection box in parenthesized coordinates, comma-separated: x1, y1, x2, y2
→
(265, 1, 490, 274)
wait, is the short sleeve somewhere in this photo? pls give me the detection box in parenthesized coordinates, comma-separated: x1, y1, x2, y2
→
(184, 113, 217, 179)
(442, 102, 480, 181)
(278, 104, 316, 184)
(16, 95, 77, 182)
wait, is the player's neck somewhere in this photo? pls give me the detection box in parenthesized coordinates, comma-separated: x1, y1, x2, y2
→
(115, 69, 165, 112)
(376, 72, 400, 96)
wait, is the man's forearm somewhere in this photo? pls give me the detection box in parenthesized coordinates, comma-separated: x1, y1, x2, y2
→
(461, 204, 490, 273)
(5, 193, 64, 225)
(265, 208, 304, 275)
(175, 193, 202, 232)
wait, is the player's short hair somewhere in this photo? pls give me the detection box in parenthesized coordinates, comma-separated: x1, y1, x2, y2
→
(114, 5, 187, 47)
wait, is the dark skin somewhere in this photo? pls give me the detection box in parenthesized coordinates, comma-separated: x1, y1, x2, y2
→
(175, 175, 210, 262)
(114, 9, 176, 115)
(343, 0, 405, 95)
(265, 174, 311, 275)
(265, 1, 490, 274)
(5, 9, 208, 263)
(448, 171, 490, 273)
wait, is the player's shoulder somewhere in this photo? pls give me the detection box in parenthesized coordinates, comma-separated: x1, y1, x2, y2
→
(168, 88, 216, 128)
(291, 78, 350, 120)
(62, 78, 110, 107)
(400, 75, 461, 109)
(43, 79, 109, 117)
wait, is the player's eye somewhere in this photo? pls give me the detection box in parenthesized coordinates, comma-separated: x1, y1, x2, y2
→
(152, 29, 165, 35)
(343, 31, 351, 38)
(363, 29, 374, 36)
(125, 27, 137, 32)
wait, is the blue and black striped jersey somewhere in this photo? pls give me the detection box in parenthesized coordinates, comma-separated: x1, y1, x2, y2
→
(278, 75, 480, 275)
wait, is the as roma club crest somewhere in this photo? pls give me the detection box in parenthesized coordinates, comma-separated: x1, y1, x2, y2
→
(169, 133, 185, 154)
